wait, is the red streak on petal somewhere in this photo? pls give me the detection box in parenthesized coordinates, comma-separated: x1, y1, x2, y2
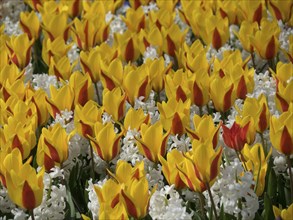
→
(265, 36, 276, 60)
(269, 2, 283, 20)
(223, 84, 234, 112)
(276, 93, 289, 112)
(45, 96, 61, 118)
(121, 190, 138, 218)
(72, 0, 80, 17)
(44, 153, 55, 171)
(212, 28, 222, 50)
(80, 120, 93, 137)
(19, 20, 32, 40)
(137, 77, 149, 100)
(253, 4, 263, 25)
(12, 135, 24, 157)
(111, 136, 121, 161)
(22, 181, 36, 210)
(44, 138, 61, 163)
(101, 71, 116, 90)
(176, 86, 187, 102)
(111, 194, 120, 208)
(209, 147, 222, 182)
(193, 81, 204, 106)
(166, 34, 176, 57)
(280, 126, 293, 155)
(139, 141, 154, 162)
(125, 38, 134, 62)
(118, 97, 126, 121)
(258, 103, 268, 132)
(78, 80, 89, 106)
(237, 75, 247, 99)
(172, 112, 184, 135)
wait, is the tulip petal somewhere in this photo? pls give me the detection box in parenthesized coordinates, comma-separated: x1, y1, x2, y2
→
(121, 189, 138, 218)
(22, 181, 36, 210)
(280, 126, 293, 155)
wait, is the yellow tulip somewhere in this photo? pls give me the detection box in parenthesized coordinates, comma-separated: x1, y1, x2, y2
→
(136, 122, 170, 162)
(102, 87, 126, 121)
(42, 36, 73, 66)
(122, 6, 146, 33)
(138, 26, 163, 55)
(0, 79, 28, 102)
(188, 69, 210, 107)
(238, 0, 266, 24)
(24, 0, 44, 11)
(82, 0, 123, 15)
(42, 11, 71, 41)
(6, 34, 34, 69)
(235, 20, 258, 54)
(4, 148, 44, 210)
(156, 0, 178, 12)
(186, 114, 221, 149)
(158, 98, 190, 135)
(80, 49, 102, 83)
(161, 23, 187, 57)
(46, 84, 74, 118)
(235, 115, 256, 145)
(123, 107, 150, 131)
(178, 140, 223, 192)
(30, 89, 50, 126)
(273, 203, 293, 220)
(99, 202, 129, 220)
(210, 75, 236, 113)
(19, 11, 41, 40)
(60, 0, 83, 18)
(115, 160, 145, 184)
(0, 64, 24, 91)
(49, 56, 75, 81)
(159, 149, 187, 189)
(270, 104, 293, 155)
(121, 177, 155, 219)
(250, 18, 280, 60)
(216, 0, 242, 25)
(69, 71, 95, 106)
(74, 100, 103, 138)
(37, 123, 69, 171)
(239, 94, 270, 133)
(123, 64, 151, 106)
(196, 10, 229, 50)
(88, 122, 123, 162)
(149, 8, 175, 29)
(242, 143, 272, 196)
(268, 0, 293, 24)
(128, 0, 151, 10)
(115, 30, 140, 62)
(100, 58, 124, 90)
(165, 69, 191, 102)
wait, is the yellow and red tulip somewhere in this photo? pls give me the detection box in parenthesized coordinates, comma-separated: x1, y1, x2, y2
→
(159, 149, 187, 189)
(19, 11, 41, 40)
(135, 122, 170, 162)
(102, 87, 126, 121)
(4, 148, 44, 210)
(60, 0, 83, 18)
(88, 122, 123, 162)
(123, 107, 150, 131)
(270, 103, 293, 155)
(158, 98, 190, 135)
(100, 58, 124, 90)
(29, 89, 50, 126)
(74, 100, 103, 138)
(149, 8, 175, 29)
(235, 20, 258, 53)
(268, 0, 293, 24)
(37, 123, 69, 171)
(80, 49, 102, 83)
(115, 160, 145, 183)
(49, 56, 76, 81)
(6, 34, 34, 69)
(122, 6, 146, 33)
(238, 0, 266, 25)
(128, 0, 151, 10)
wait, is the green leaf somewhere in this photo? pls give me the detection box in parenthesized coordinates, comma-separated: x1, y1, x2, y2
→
(263, 193, 274, 220)
(277, 174, 286, 208)
(267, 169, 277, 200)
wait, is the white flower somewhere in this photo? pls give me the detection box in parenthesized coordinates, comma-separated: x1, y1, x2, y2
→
(169, 134, 191, 152)
(32, 74, 58, 96)
(11, 208, 27, 220)
(145, 161, 164, 189)
(51, 109, 74, 130)
(143, 46, 158, 63)
(142, 2, 158, 14)
(0, 186, 16, 214)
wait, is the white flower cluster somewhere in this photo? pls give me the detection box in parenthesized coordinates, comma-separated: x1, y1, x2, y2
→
(51, 109, 74, 130)
(0, 186, 16, 214)
(169, 134, 191, 152)
(142, 2, 159, 14)
(0, 0, 25, 22)
(145, 162, 164, 189)
(32, 74, 58, 96)
(205, 158, 259, 220)
(33, 167, 67, 220)
(143, 46, 159, 63)
(149, 185, 193, 220)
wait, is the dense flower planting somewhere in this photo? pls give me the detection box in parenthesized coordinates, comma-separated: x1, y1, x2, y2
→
(0, 0, 293, 219)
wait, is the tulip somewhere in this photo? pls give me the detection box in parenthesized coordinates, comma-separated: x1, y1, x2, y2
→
(123, 64, 151, 106)
(158, 98, 190, 135)
(156, 0, 178, 12)
(80, 49, 102, 83)
(42, 11, 71, 41)
(148, 57, 171, 93)
(178, 140, 223, 192)
(114, 30, 140, 62)
(186, 114, 221, 149)
(240, 94, 270, 133)
(0, 79, 27, 102)
(138, 26, 163, 55)
(42, 36, 73, 66)
(270, 104, 293, 155)
(283, 35, 293, 63)
(99, 202, 129, 220)
(250, 18, 280, 60)
(30, 89, 50, 126)
(273, 203, 293, 220)
(128, 0, 151, 10)
(100, 58, 124, 90)
(242, 143, 272, 196)
(49, 56, 76, 81)
(197, 10, 229, 50)
(46, 84, 74, 118)
(222, 121, 250, 152)
(88, 122, 123, 162)
(60, 0, 83, 18)
(135, 122, 170, 162)
(235, 20, 258, 53)
(161, 23, 187, 57)
(4, 148, 44, 210)
(0, 64, 24, 90)
(102, 87, 126, 121)
(69, 71, 95, 106)
(121, 177, 155, 219)
(149, 8, 175, 29)
(37, 123, 69, 171)
(123, 107, 150, 131)
(188, 69, 210, 107)
(159, 149, 187, 189)
(19, 11, 41, 40)
(122, 6, 145, 33)
(24, 0, 44, 11)
(268, 0, 293, 24)
(115, 160, 145, 183)
(74, 100, 103, 138)
(6, 34, 34, 69)
(235, 115, 256, 145)
(217, 0, 242, 25)
(238, 0, 266, 24)
(210, 75, 236, 113)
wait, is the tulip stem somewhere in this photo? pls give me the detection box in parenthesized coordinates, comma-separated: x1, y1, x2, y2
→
(89, 145, 95, 180)
(251, 52, 256, 70)
(205, 182, 218, 220)
(198, 192, 206, 219)
(287, 155, 293, 203)
(259, 133, 267, 156)
(94, 82, 101, 106)
(30, 209, 35, 220)
(199, 106, 203, 117)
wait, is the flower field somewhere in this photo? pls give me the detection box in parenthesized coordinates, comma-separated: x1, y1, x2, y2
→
(1, 0, 293, 219)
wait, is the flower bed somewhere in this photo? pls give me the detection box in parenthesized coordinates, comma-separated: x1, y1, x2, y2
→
(0, 0, 293, 219)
